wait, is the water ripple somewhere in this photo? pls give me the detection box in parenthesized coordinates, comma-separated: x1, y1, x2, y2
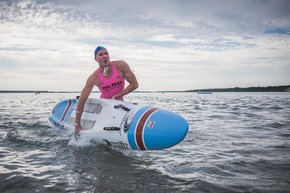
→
(0, 92, 290, 192)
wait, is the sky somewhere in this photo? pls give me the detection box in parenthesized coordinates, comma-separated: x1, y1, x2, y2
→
(1, 0, 290, 91)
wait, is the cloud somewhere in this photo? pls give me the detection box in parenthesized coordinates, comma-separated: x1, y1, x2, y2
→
(0, 0, 290, 91)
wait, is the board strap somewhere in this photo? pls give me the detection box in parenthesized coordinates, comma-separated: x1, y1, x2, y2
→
(103, 127, 121, 131)
(114, 104, 130, 111)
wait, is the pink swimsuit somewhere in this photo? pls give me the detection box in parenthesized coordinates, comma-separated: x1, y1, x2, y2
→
(98, 64, 125, 100)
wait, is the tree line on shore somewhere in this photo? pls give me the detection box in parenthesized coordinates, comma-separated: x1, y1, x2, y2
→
(186, 85, 290, 92)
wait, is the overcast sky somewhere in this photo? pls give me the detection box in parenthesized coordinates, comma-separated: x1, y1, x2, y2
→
(1, 0, 290, 91)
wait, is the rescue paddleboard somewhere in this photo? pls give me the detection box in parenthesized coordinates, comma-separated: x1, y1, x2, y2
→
(49, 98, 188, 150)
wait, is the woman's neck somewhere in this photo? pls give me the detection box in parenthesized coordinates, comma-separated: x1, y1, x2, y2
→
(101, 64, 112, 77)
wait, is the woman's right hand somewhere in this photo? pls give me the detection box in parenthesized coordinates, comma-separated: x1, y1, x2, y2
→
(75, 124, 84, 136)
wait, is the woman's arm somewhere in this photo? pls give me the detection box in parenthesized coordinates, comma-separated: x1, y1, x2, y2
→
(75, 74, 96, 134)
(112, 61, 138, 99)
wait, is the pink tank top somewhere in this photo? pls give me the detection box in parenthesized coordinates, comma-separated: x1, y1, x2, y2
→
(98, 64, 125, 100)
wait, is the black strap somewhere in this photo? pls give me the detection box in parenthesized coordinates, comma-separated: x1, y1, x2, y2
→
(103, 127, 120, 131)
(114, 104, 130, 111)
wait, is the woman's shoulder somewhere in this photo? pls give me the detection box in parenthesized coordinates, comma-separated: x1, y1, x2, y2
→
(88, 69, 99, 80)
(112, 60, 128, 70)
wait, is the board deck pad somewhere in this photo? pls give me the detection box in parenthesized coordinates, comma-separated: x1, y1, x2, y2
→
(72, 101, 103, 114)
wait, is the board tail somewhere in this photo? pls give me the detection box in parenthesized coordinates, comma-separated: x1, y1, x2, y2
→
(49, 98, 78, 128)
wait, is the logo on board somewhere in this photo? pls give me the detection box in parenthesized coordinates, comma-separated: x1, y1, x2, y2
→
(147, 120, 155, 128)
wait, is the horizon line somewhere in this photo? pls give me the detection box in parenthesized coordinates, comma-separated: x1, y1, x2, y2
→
(0, 84, 290, 93)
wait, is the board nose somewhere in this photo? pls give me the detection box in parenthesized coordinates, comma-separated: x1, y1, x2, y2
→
(128, 107, 188, 150)
(143, 109, 188, 150)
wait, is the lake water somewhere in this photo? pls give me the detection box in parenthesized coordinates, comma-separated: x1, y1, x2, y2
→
(0, 92, 289, 193)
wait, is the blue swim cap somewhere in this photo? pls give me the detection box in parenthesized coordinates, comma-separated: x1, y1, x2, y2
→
(94, 46, 106, 57)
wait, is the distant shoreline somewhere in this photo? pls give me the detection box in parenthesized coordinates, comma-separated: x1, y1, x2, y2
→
(1, 85, 289, 93)
(186, 85, 290, 93)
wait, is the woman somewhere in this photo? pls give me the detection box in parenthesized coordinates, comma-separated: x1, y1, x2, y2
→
(75, 46, 138, 135)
